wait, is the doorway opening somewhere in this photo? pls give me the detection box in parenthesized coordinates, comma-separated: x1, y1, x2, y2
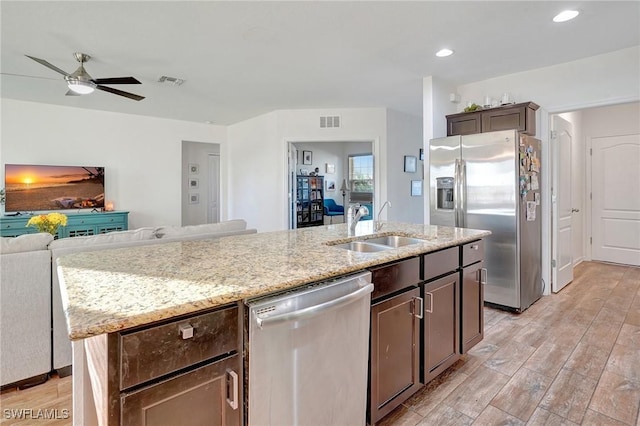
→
(181, 141, 221, 226)
(550, 101, 640, 292)
(287, 140, 377, 230)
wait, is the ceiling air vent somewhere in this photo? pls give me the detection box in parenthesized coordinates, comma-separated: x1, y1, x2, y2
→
(157, 75, 185, 86)
(320, 116, 341, 128)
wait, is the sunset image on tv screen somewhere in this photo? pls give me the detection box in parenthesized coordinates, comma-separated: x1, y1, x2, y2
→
(5, 165, 105, 212)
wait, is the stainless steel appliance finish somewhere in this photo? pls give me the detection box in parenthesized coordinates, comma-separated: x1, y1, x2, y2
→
(247, 272, 373, 426)
(429, 130, 542, 311)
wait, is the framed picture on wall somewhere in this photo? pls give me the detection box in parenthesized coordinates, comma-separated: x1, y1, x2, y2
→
(189, 163, 199, 174)
(189, 178, 199, 189)
(411, 180, 423, 196)
(189, 193, 199, 204)
(326, 180, 336, 191)
(303, 150, 313, 165)
(404, 155, 417, 173)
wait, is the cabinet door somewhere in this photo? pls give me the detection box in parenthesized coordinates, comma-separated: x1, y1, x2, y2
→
(369, 287, 421, 424)
(447, 113, 481, 136)
(121, 354, 241, 426)
(423, 272, 459, 383)
(481, 106, 526, 133)
(461, 261, 485, 353)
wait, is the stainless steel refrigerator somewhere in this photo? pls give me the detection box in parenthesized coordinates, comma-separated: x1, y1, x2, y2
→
(429, 129, 542, 312)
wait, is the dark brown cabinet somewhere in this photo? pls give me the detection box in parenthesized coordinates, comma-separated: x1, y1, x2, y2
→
(368, 257, 421, 425)
(369, 287, 422, 425)
(446, 102, 539, 136)
(460, 241, 486, 354)
(85, 303, 243, 426)
(121, 355, 240, 426)
(421, 247, 460, 383)
(422, 273, 460, 383)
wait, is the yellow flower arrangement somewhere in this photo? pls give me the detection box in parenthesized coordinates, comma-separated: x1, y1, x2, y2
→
(26, 213, 68, 235)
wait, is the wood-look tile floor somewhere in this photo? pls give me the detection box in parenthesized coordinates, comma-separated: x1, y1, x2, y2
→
(0, 261, 638, 425)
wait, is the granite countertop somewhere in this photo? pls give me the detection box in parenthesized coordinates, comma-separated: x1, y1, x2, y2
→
(57, 222, 490, 340)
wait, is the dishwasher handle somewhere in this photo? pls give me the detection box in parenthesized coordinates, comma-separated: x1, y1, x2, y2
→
(256, 283, 374, 329)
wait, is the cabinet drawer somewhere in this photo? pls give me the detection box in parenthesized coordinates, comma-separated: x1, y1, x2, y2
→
(370, 257, 420, 301)
(462, 240, 484, 267)
(121, 354, 240, 426)
(119, 305, 238, 390)
(423, 247, 459, 281)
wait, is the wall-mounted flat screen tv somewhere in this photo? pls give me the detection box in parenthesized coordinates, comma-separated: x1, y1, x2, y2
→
(4, 164, 105, 213)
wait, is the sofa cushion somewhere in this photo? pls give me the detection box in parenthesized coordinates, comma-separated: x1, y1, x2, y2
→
(0, 233, 54, 254)
(48, 227, 156, 250)
(155, 219, 247, 238)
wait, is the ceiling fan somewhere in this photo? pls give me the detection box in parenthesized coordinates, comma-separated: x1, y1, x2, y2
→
(25, 52, 145, 101)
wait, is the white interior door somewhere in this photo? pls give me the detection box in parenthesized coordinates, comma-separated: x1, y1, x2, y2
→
(591, 134, 640, 266)
(551, 116, 574, 292)
(207, 154, 220, 223)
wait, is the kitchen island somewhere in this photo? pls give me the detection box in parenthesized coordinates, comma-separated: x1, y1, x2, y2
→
(56, 222, 490, 425)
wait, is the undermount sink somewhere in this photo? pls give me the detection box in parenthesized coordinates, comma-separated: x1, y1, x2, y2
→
(331, 235, 427, 253)
(363, 235, 426, 248)
(332, 241, 391, 253)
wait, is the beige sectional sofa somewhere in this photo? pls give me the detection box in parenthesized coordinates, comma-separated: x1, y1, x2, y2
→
(0, 233, 54, 387)
(1, 220, 256, 387)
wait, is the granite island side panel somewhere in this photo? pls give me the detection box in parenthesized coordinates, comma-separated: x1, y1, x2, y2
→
(56, 222, 490, 340)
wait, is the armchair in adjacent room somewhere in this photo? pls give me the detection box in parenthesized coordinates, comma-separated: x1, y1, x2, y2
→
(323, 199, 345, 224)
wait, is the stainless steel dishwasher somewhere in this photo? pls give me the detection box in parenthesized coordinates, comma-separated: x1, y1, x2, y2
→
(246, 271, 373, 426)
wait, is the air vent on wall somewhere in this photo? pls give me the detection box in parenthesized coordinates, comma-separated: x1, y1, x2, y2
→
(157, 75, 185, 86)
(320, 116, 341, 128)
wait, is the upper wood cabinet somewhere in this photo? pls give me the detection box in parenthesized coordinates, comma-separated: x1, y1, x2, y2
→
(446, 101, 539, 136)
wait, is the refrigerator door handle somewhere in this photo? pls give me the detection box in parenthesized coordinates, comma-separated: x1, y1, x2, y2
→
(459, 159, 467, 228)
(454, 159, 460, 227)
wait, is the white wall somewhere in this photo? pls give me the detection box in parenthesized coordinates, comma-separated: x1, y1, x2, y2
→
(228, 107, 389, 232)
(1, 99, 225, 228)
(386, 109, 423, 224)
(426, 47, 640, 295)
(422, 76, 458, 223)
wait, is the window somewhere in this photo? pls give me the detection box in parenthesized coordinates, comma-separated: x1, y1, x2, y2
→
(349, 154, 373, 202)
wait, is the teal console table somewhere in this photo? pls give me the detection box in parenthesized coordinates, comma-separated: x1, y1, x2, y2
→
(0, 211, 129, 238)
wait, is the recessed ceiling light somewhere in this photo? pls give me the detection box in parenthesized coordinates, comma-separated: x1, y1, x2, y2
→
(436, 48, 454, 58)
(553, 10, 579, 23)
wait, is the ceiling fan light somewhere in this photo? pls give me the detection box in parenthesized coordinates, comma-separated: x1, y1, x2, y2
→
(67, 80, 96, 94)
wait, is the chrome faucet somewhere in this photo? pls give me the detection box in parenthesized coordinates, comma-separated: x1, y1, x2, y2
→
(347, 203, 370, 236)
(375, 201, 391, 231)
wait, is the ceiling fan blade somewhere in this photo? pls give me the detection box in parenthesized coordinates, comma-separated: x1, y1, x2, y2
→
(96, 85, 145, 101)
(0, 72, 59, 81)
(25, 55, 70, 76)
(92, 76, 141, 85)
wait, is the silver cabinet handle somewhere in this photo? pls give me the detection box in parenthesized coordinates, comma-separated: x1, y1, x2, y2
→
(480, 268, 488, 285)
(226, 369, 239, 410)
(413, 296, 424, 319)
(425, 292, 433, 314)
(178, 323, 194, 340)
(469, 244, 479, 250)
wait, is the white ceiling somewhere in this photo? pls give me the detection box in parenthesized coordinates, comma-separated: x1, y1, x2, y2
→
(1, 1, 638, 125)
